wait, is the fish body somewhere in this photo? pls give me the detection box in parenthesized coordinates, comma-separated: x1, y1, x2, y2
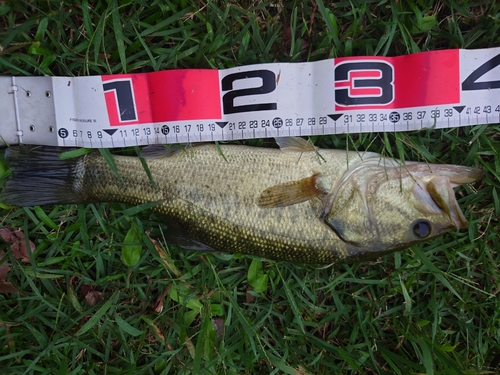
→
(2, 139, 484, 264)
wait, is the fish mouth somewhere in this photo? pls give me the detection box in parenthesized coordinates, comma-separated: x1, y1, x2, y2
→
(409, 164, 484, 229)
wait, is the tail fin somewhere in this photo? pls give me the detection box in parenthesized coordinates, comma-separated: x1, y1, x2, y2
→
(2, 146, 87, 207)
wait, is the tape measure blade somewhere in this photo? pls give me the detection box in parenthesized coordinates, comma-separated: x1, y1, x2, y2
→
(3, 46, 500, 148)
(0, 77, 19, 146)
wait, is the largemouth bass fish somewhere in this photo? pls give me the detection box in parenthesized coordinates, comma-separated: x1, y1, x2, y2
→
(1, 138, 484, 264)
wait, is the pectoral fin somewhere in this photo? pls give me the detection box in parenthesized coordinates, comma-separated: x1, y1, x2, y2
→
(257, 173, 326, 207)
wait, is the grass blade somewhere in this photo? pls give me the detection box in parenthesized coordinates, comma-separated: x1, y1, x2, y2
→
(76, 292, 117, 336)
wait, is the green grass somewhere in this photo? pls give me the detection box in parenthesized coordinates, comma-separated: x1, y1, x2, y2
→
(1, 1, 500, 374)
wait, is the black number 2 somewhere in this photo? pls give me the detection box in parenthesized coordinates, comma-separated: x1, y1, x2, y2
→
(462, 54, 500, 90)
(221, 70, 277, 114)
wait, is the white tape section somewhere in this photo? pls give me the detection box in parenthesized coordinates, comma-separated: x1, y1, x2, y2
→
(1, 47, 500, 148)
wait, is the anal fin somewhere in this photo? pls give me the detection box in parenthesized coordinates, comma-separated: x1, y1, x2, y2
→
(164, 231, 215, 251)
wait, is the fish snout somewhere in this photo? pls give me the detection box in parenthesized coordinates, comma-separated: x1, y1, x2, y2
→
(433, 165, 484, 187)
(413, 166, 483, 231)
(404, 162, 483, 229)
(429, 164, 484, 229)
(405, 163, 485, 186)
(425, 176, 468, 229)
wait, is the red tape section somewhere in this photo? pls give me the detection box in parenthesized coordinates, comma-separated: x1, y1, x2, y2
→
(102, 70, 221, 126)
(100, 49, 460, 126)
(334, 50, 460, 110)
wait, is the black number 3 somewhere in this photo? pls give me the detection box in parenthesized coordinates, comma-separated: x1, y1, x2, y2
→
(335, 61, 394, 106)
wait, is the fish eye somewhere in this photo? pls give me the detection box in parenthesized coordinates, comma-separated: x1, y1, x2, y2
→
(412, 220, 432, 239)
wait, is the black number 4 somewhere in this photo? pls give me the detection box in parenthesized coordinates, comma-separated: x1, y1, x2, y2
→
(462, 54, 500, 90)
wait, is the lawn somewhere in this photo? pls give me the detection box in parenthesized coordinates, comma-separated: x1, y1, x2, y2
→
(0, 1, 499, 374)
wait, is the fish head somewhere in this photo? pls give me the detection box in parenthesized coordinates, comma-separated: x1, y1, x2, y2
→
(324, 158, 484, 259)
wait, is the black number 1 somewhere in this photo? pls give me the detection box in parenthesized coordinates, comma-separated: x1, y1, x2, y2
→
(221, 70, 277, 114)
(103, 80, 137, 122)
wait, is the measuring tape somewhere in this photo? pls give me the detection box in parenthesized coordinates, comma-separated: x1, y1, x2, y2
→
(1, 47, 500, 148)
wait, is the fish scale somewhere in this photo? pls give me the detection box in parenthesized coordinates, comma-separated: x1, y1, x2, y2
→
(80, 146, 356, 263)
(1, 140, 484, 264)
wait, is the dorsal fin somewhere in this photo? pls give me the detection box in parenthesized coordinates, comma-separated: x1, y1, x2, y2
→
(275, 137, 317, 152)
(140, 143, 200, 159)
(140, 144, 181, 159)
